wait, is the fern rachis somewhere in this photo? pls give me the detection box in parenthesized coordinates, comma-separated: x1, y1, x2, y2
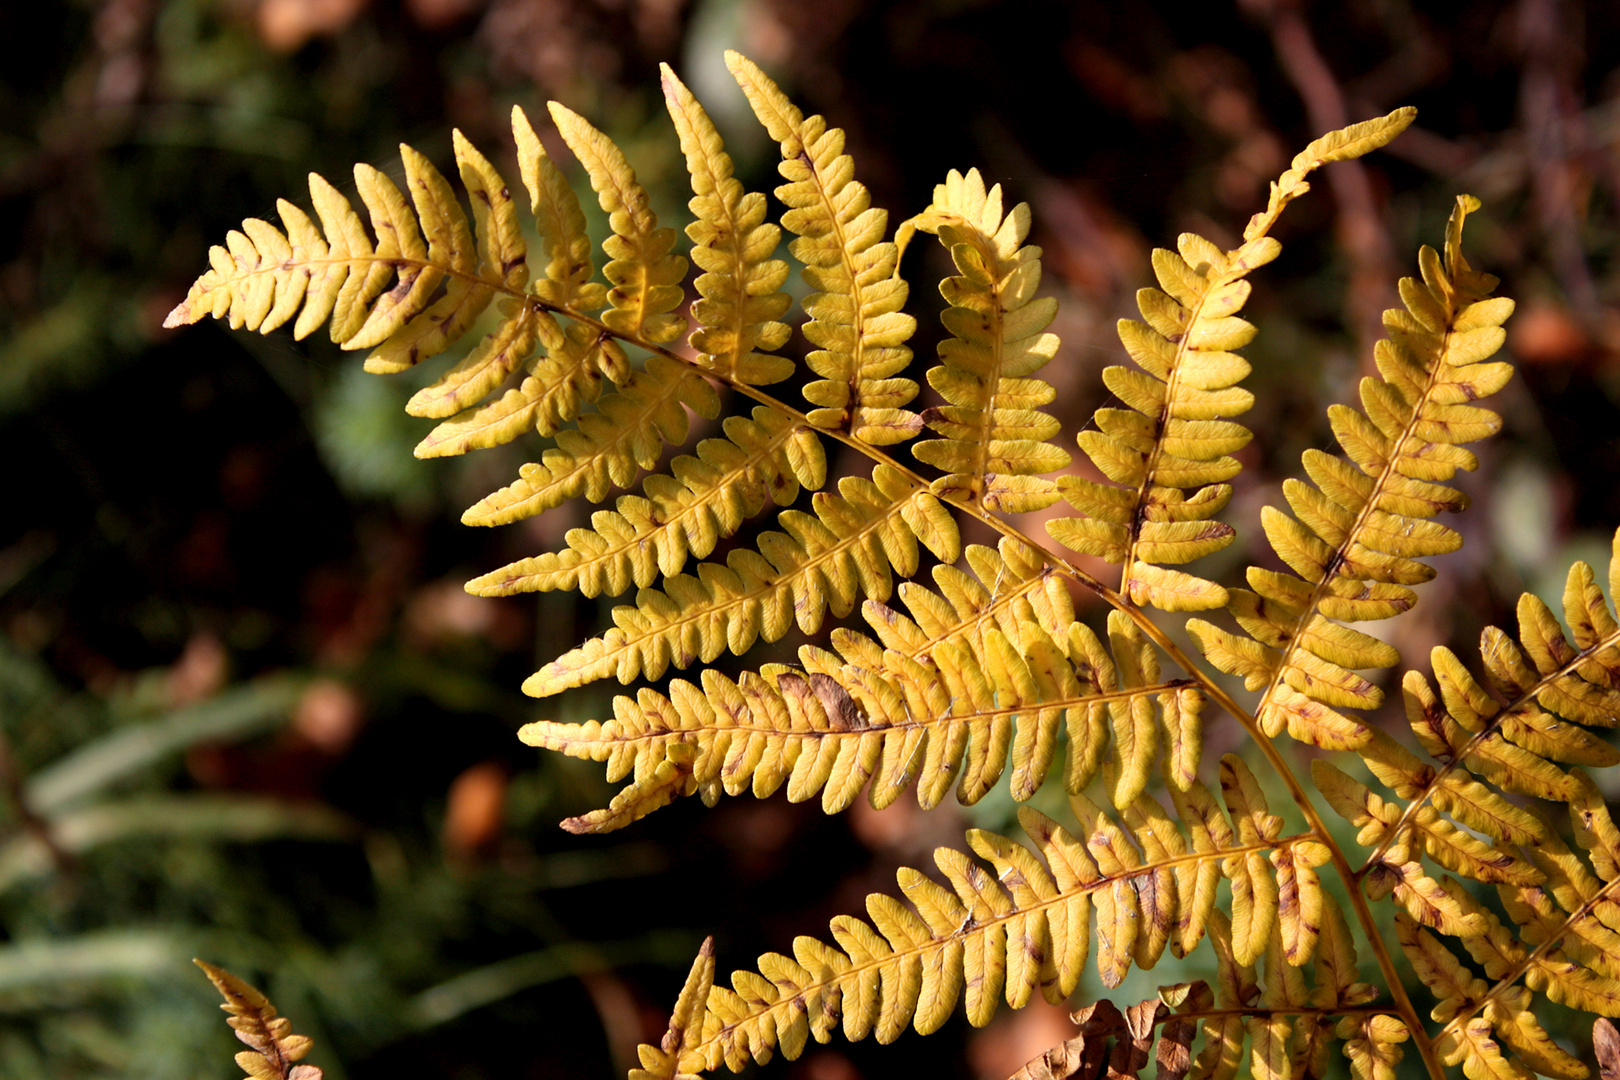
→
(168, 51, 1620, 1080)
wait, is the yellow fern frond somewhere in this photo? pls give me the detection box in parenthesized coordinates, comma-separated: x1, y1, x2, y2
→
(403, 106, 605, 422)
(902, 167, 1069, 511)
(634, 938, 717, 1080)
(520, 534, 1213, 826)
(1454, 888, 1619, 1053)
(1313, 760, 1539, 887)
(468, 406, 823, 596)
(459, 355, 719, 525)
(512, 104, 606, 312)
(1340, 1015, 1409, 1080)
(195, 959, 323, 1080)
(520, 616, 1192, 827)
(1398, 875, 1615, 1080)
(726, 51, 921, 445)
(549, 102, 688, 345)
(166, 148, 489, 369)
(164, 106, 690, 539)
(1189, 195, 1513, 750)
(523, 465, 959, 695)
(636, 801, 1310, 1076)
(1342, 529, 1620, 900)
(559, 741, 697, 835)
(414, 319, 605, 456)
(661, 65, 794, 386)
(1047, 108, 1416, 614)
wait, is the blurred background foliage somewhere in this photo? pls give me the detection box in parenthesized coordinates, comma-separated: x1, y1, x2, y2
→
(3, 0, 1620, 1077)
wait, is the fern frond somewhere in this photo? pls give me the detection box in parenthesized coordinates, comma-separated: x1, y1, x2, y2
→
(460, 355, 720, 525)
(468, 406, 823, 596)
(1379, 788, 1620, 1080)
(407, 107, 622, 448)
(661, 65, 795, 387)
(636, 791, 1327, 1076)
(1340, 1015, 1410, 1080)
(165, 151, 482, 366)
(1399, 903, 1605, 1080)
(1342, 528, 1620, 895)
(512, 104, 606, 312)
(548, 102, 688, 346)
(521, 534, 1215, 826)
(1049, 108, 1417, 614)
(1189, 195, 1513, 752)
(838, 541, 1204, 803)
(521, 622, 1195, 829)
(901, 167, 1070, 511)
(726, 51, 922, 445)
(413, 319, 615, 457)
(195, 959, 324, 1080)
(524, 465, 959, 695)
(634, 938, 717, 1080)
(1313, 760, 1540, 887)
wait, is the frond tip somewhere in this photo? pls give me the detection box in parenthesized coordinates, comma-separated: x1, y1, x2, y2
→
(195, 959, 324, 1080)
(904, 167, 1070, 511)
(726, 50, 922, 444)
(1048, 108, 1414, 614)
(1190, 194, 1513, 747)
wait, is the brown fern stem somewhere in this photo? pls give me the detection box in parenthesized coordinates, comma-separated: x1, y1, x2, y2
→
(1166, 1004, 1398, 1023)
(561, 683, 1187, 747)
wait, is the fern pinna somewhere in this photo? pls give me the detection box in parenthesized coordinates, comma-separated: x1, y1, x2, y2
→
(167, 51, 1620, 1080)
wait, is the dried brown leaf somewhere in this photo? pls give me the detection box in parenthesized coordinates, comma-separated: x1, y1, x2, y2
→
(1596, 1019, 1620, 1080)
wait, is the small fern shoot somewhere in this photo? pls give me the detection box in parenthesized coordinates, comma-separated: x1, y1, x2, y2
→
(196, 960, 324, 1080)
(168, 49, 1620, 1080)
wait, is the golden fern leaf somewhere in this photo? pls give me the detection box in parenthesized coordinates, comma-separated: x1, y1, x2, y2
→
(1339, 1015, 1409, 1080)
(406, 106, 612, 439)
(163, 107, 700, 535)
(523, 465, 960, 696)
(518, 625, 1186, 827)
(1342, 528, 1620, 893)
(405, 105, 609, 427)
(467, 406, 823, 597)
(460, 355, 720, 526)
(1451, 885, 1616, 1068)
(899, 167, 1070, 511)
(1047, 108, 1417, 614)
(165, 148, 487, 365)
(725, 51, 922, 445)
(1188, 195, 1513, 753)
(661, 65, 795, 386)
(1397, 893, 1609, 1080)
(1188, 910, 1260, 1080)
(1312, 759, 1540, 887)
(633, 937, 716, 1080)
(520, 537, 1205, 828)
(411, 319, 604, 456)
(636, 801, 1292, 1076)
(512, 104, 605, 312)
(195, 960, 323, 1080)
(549, 102, 688, 346)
